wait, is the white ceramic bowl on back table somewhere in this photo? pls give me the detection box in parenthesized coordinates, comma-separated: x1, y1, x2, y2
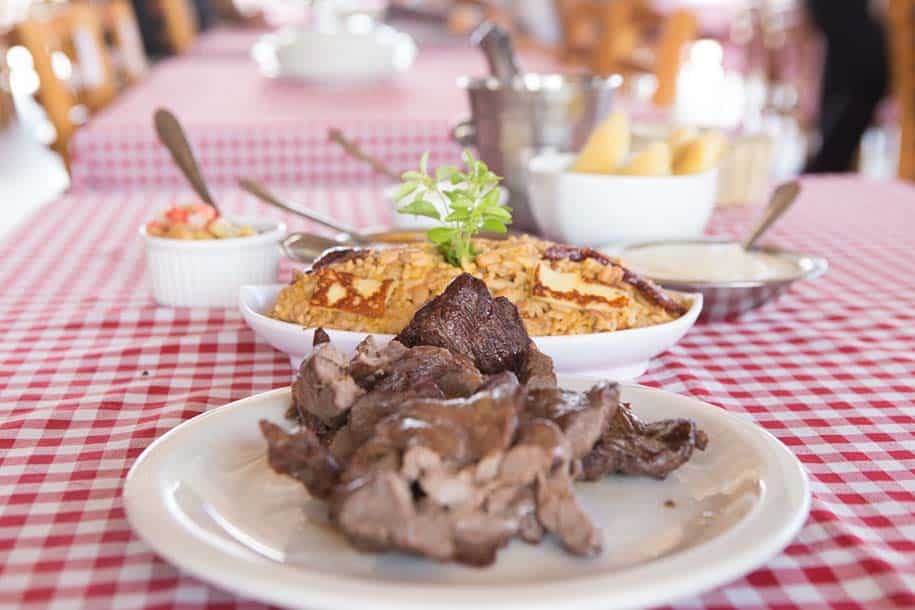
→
(527, 152, 718, 248)
(253, 26, 417, 85)
(239, 284, 702, 380)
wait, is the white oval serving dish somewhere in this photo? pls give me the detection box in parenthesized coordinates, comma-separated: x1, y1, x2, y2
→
(239, 284, 702, 379)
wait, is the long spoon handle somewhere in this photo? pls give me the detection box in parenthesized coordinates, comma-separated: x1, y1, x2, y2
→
(328, 128, 401, 181)
(238, 178, 361, 238)
(153, 108, 219, 213)
(742, 181, 801, 250)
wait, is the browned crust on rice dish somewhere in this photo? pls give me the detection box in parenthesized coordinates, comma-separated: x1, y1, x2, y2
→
(270, 236, 688, 336)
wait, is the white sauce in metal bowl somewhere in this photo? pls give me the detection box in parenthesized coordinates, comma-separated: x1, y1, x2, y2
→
(623, 242, 801, 283)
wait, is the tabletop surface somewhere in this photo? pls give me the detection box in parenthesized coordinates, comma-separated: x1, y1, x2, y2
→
(67, 39, 561, 189)
(1, 176, 914, 609)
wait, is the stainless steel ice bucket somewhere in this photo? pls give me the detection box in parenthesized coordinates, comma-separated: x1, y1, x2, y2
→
(454, 73, 620, 233)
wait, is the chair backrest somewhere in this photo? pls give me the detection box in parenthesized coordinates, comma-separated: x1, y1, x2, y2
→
(590, 0, 639, 74)
(158, 0, 199, 54)
(560, 1, 696, 107)
(0, 33, 15, 132)
(103, 0, 148, 84)
(651, 8, 697, 107)
(11, 3, 116, 156)
(553, 0, 602, 63)
(888, 0, 915, 180)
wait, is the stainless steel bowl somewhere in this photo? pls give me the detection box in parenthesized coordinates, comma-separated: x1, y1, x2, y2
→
(454, 73, 620, 233)
(623, 240, 828, 322)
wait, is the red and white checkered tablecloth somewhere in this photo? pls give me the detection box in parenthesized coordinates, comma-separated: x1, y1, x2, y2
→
(1, 176, 914, 609)
(67, 46, 561, 191)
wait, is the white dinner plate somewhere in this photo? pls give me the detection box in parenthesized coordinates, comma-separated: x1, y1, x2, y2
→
(239, 285, 703, 380)
(124, 377, 809, 610)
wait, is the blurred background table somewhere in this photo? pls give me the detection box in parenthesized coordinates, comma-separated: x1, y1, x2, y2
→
(68, 37, 559, 190)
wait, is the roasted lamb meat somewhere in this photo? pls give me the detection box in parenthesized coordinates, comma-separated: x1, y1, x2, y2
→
(580, 404, 709, 480)
(261, 274, 707, 567)
(396, 274, 531, 376)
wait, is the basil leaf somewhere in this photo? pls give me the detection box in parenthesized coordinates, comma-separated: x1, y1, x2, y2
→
(480, 188, 501, 209)
(401, 170, 426, 182)
(427, 226, 456, 244)
(435, 165, 459, 182)
(445, 208, 471, 222)
(482, 219, 508, 233)
(398, 199, 440, 220)
(394, 181, 419, 201)
(419, 151, 430, 176)
(483, 206, 512, 221)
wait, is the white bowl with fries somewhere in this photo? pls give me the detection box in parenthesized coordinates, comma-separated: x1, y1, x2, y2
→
(527, 151, 718, 248)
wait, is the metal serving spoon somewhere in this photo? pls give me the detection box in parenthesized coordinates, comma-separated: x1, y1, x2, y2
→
(742, 181, 801, 250)
(238, 178, 372, 245)
(153, 108, 221, 216)
(281, 232, 344, 262)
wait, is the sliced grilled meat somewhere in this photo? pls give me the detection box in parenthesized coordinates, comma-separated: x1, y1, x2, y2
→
(260, 420, 340, 500)
(396, 274, 531, 376)
(580, 403, 708, 480)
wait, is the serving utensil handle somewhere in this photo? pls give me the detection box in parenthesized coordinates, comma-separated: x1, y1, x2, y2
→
(239, 178, 360, 239)
(472, 21, 521, 84)
(742, 181, 801, 250)
(327, 128, 400, 181)
(153, 108, 219, 214)
(451, 119, 477, 146)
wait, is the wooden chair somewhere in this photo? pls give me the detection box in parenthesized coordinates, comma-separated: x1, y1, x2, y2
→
(102, 0, 149, 85)
(0, 33, 15, 132)
(158, 0, 199, 54)
(11, 3, 117, 157)
(888, 0, 915, 180)
(555, 1, 698, 108)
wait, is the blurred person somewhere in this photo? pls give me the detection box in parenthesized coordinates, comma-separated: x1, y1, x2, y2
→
(805, 0, 888, 173)
(131, 0, 216, 57)
(131, 0, 261, 58)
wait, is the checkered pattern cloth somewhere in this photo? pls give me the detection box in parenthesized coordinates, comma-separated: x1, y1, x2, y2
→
(69, 119, 464, 190)
(1, 176, 913, 609)
(67, 44, 560, 191)
(66, 40, 672, 192)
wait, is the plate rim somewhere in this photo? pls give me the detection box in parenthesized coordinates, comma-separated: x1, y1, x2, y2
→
(124, 379, 810, 610)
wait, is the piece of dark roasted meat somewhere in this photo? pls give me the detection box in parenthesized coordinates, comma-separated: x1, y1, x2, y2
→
(292, 341, 365, 428)
(260, 420, 340, 500)
(580, 403, 709, 480)
(525, 382, 618, 461)
(396, 274, 531, 376)
(309, 247, 368, 272)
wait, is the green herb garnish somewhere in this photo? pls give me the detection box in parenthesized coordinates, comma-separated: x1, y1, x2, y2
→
(395, 150, 512, 267)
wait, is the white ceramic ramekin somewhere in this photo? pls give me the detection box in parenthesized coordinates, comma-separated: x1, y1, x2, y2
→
(141, 221, 285, 308)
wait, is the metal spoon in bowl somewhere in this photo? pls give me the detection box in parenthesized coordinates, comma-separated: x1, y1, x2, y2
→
(281, 232, 344, 262)
(238, 178, 372, 245)
(153, 108, 221, 216)
(742, 181, 801, 250)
